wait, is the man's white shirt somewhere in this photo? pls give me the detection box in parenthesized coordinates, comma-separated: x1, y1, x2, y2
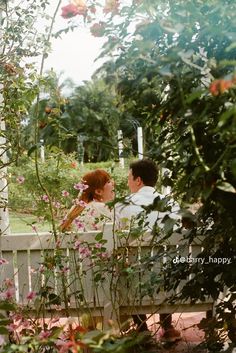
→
(115, 186, 180, 230)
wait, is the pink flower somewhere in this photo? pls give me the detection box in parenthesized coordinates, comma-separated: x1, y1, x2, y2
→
(61, 266, 69, 273)
(16, 176, 25, 184)
(99, 252, 108, 259)
(26, 291, 37, 301)
(74, 240, 81, 249)
(73, 219, 85, 231)
(73, 182, 89, 191)
(6, 323, 19, 332)
(78, 200, 87, 207)
(61, 4, 80, 18)
(38, 330, 51, 340)
(0, 287, 15, 300)
(38, 264, 45, 273)
(31, 225, 37, 232)
(89, 209, 96, 217)
(62, 190, 70, 197)
(53, 201, 61, 209)
(95, 243, 102, 249)
(79, 246, 91, 258)
(56, 340, 73, 353)
(0, 258, 9, 265)
(41, 194, 49, 202)
(22, 320, 31, 328)
(73, 199, 87, 207)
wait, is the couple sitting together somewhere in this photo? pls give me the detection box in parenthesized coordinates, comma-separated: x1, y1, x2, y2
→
(60, 159, 181, 343)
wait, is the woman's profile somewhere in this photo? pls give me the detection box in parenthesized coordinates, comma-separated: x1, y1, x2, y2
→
(60, 169, 114, 232)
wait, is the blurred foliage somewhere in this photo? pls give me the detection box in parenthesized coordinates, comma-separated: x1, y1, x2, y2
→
(91, 0, 236, 349)
(8, 153, 128, 222)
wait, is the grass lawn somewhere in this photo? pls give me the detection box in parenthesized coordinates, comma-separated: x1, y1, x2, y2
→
(9, 212, 51, 233)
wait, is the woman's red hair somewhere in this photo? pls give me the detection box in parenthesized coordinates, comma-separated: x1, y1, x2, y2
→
(81, 169, 111, 202)
(60, 169, 111, 231)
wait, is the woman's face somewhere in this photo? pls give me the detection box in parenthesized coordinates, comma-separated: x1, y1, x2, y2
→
(99, 179, 115, 202)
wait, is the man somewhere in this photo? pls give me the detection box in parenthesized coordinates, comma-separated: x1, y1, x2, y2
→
(115, 159, 181, 343)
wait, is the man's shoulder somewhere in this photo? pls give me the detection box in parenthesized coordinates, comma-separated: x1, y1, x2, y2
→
(131, 187, 162, 204)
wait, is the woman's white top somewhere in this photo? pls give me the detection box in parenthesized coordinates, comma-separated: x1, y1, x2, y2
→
(72, 200, 113, 232)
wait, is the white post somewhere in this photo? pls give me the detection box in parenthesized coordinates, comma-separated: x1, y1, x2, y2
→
(40, 139, 45, 162)
(0, 105, 10, 235)
(0, 8, 10, 235)
(137, 126, 143, 159)
(117, 130, 124, 169)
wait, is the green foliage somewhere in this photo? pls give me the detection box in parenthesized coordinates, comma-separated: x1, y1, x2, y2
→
(91, 0, 236, 347)
(22, 76, 123, 162)
(8, 154, 128, 224)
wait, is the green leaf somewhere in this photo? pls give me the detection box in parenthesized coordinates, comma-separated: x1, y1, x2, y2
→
(0, 326, 9, 334)
(216, 181, 235, 193)
(0, 319, 11, 326)
(0, 301, 16, 311)
(95, 232, 103, 241)
(27, 143, 41, 156)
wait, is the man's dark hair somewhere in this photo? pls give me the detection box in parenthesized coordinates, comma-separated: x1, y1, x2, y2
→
(129, 159, 158, 187)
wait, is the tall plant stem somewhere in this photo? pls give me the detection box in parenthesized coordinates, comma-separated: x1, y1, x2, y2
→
(33, 0, 62, 241)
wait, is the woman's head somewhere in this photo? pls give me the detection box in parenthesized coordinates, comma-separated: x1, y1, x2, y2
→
(60, 169, 114, 232)
(81, 169, 114, 203)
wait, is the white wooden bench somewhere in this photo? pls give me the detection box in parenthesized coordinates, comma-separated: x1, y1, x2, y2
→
(0, 223, 214, 328)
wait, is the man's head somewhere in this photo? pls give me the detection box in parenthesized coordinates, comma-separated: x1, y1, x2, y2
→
(128, 159, 158, 193)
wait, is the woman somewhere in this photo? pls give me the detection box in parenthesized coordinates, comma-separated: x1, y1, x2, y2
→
(60, 169, 114, 232)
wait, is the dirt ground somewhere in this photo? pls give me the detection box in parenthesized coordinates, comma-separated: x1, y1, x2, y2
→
(147, 312, 208, 353)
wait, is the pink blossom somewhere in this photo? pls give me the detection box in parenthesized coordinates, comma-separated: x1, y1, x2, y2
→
(99, 252, 109, 259)
(53, 201, 61, 209)
(6, 323, 19, 332)
(38, 330, 51, 340)
(0, 258, 9, 265)
(26, 291, 37, 301)
(61, 266, 69, 273)
(16, 176, 25, 184)
(0, 287, 15, 299)
(88, 209, 96, 217)
(92, 223, 99, 230)
(73, 182, 89, 191)
(78, 200, 87, 207)
(79, 246, 91, 258)
(41, 194, 49, 202)
(62, 190, 70, 197)
(56, 339, 73, 353)
(73, 219, 85, 230)
(21, 319, 31, 329)
(61, 4, 80, 18)
(39, 264, 45, 273)
(74, 240, 81, 249)
(73, 199, 87, 207)
(95, 243, 102, 249)
(31, 225, 37, 232)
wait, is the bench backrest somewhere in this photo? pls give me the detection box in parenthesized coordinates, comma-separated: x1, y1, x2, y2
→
(0, 224, 212, 320)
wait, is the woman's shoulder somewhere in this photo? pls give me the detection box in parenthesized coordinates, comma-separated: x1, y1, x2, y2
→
(86, 201, 111, 215)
